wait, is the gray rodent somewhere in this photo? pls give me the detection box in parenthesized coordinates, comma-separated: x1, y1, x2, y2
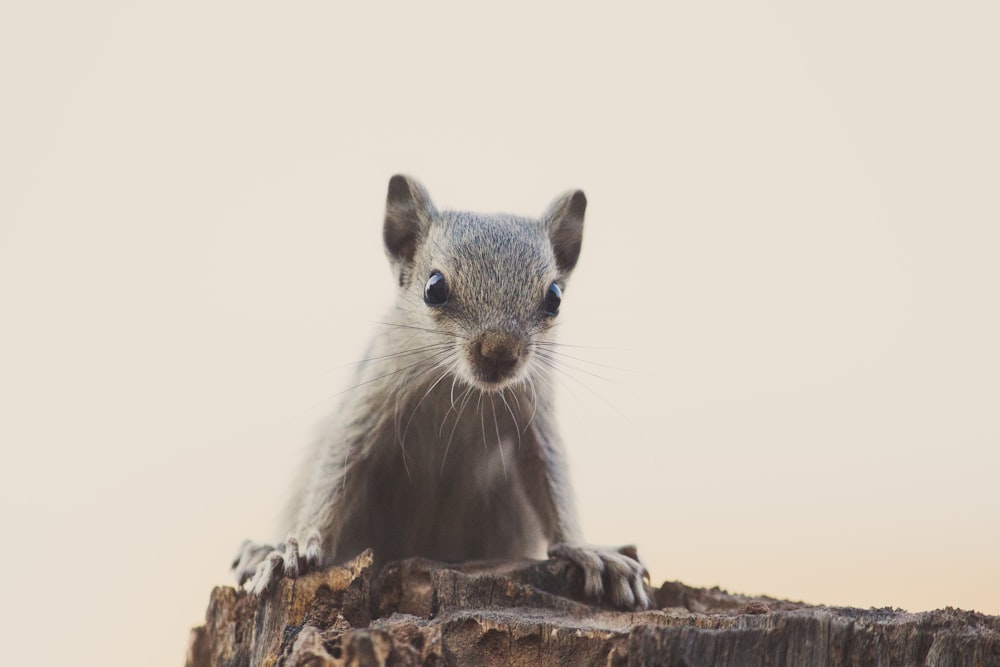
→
(231, 175, 650, 609)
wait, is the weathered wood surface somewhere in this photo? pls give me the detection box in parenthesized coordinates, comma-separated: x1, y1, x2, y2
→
(187, 551, 1000, 666)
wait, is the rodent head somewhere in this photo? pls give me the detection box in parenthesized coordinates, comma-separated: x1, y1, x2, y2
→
(382, 175, 585, 392)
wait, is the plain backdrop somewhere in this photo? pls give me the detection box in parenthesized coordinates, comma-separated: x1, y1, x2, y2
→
(1, 2, 998, 664)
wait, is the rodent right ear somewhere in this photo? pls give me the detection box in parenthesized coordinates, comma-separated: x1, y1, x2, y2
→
(383, 175, 437, 273)
(543, 189, 586, 275)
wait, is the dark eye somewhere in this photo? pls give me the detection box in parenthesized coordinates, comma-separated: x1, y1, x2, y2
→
(424, 271, 449, 306)
(544, 282, 562, 316)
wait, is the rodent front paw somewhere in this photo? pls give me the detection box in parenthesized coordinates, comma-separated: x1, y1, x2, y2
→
(231, 529, 324, 596)
(548, 543, 652, 610)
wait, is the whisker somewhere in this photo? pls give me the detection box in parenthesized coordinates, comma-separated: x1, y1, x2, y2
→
(478, 392, 487, 452)
(530, 360, 591, 422)
(530, 346, 636, 373)
(490, 394, 507, 477)
(335, 348, 453, 397)
(440, 385, 476, 473)
(508, 385, 523, 413)
(528, 364, 559, 402)
(352, 342, 454, 367)
(439, 369, 462, 436)
(436, 364, 458, 440)
(393, 374, 410, 481)
(400, 356, 457, 447)
(534, 350, 612, 382)
(369, 320, 468, 340)
(522, 373, 540, 433)
(498, 388, 521, 449)
(533, 340, 630, 351)
(533, 354, 621, 415)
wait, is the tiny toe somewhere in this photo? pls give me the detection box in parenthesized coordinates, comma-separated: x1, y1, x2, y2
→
(236, 567, 253, 586)
(582, 565, 605, 599)
(619, 552, 652, 609)
(284, 537, 300, 579)
(549, 543, 605, 599)
(235, 544, 272, 586)
(248, 564, 269, 596)
(603, 554, 636, 609)
(304, 529, 322, 568)
(249, 551, 284, 596)
(231, 540, 252, 570)
(633, 579, 652, 610)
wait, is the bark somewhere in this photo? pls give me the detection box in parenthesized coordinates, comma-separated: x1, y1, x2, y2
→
(186, 551, 1000, 666)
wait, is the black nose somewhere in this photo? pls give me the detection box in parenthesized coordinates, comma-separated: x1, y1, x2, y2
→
(472, 333, 523, 383)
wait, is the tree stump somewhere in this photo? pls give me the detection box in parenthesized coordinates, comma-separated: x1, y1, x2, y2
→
(186, 551, 1000, 666)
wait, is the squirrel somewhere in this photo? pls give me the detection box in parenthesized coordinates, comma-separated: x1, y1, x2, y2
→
(231, 175, 651, 610)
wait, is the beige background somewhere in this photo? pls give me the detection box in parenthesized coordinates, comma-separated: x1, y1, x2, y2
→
(2, 2, 998, 664)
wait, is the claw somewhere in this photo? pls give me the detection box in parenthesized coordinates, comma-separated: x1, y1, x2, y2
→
(550, 543, 652, 610)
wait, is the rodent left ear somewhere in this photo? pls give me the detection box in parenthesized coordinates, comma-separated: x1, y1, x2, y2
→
(543, 190, 586, 275)
(384, 174, 437, 269)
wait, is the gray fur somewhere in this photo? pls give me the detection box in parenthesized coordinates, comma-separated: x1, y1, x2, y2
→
(232, 175, 650, 609)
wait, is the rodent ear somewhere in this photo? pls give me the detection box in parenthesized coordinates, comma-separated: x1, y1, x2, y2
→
(543, 190, 586, 275)
(384, 174, 437, 269)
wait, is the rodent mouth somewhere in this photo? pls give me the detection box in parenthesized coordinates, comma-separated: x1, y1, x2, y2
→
(465, 333, 527, 391)
(469, 364, 523, 390)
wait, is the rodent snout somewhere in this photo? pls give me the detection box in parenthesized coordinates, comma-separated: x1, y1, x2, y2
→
(470, 333, 524, 385)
